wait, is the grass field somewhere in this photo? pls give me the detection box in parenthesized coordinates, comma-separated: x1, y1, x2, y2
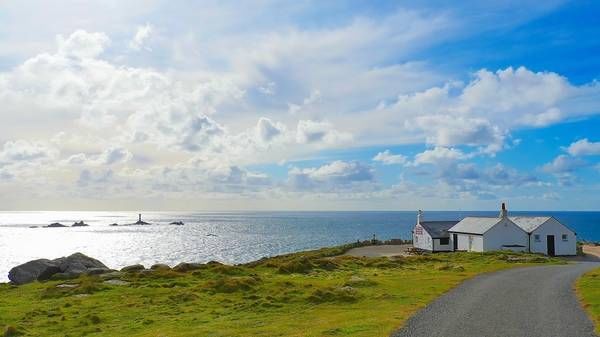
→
(577, 267, 600, 334)
(0, 245, 559, 337)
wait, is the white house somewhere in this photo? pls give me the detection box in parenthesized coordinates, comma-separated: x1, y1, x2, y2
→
(510, 216, 577, 256)
(412, 203, 577, 256)
(413, 210, 458, 252)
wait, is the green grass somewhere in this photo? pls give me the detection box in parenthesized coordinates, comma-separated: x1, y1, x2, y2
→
(577, 267, 600, 334)
(0, 245, 559, 337)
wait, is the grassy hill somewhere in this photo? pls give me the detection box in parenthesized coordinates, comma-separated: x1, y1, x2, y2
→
(0, 245, 559, 337)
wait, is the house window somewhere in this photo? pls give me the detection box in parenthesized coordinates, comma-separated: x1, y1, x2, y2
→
(439, 238, 449, 245)
(534, 234, 540, 242)
(562, 234, 568, 241)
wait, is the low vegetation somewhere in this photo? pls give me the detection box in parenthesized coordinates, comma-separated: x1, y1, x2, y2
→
(577, 267, 600, 334)
(0, 244, 560, 337)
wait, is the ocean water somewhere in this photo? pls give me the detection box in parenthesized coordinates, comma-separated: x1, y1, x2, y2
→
(1, 210, 599, 282)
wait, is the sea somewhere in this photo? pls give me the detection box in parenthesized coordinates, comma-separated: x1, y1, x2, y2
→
(1, 210, 599, 282)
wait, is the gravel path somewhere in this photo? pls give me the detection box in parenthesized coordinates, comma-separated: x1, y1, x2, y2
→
(392, 262, 599, 337)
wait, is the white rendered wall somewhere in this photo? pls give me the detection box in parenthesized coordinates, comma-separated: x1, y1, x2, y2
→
(413, 224, 433, 251)
(483, 218, 528, 252)
(530, 218, 577, 256)
(453, 233, 483, 252)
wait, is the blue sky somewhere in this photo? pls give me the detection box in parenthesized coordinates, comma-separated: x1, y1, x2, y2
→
(0, 0, 598, 210)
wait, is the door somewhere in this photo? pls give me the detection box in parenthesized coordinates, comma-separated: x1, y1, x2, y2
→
(453, 234, 458, 251)
(468, 236, 473, 252)
(547, 235, 555, 256)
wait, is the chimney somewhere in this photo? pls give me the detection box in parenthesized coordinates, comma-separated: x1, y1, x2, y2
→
(499, 203, 508, 218)
(417, 210, 423, 224)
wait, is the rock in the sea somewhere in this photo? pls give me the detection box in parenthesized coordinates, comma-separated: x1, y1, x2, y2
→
(8, 252, 110, 285)
(173, 262, 204, 272)
(72, 221, 89, 227)
(109, 223, 119, 226)
(46, 222, 67, 228)
(150, 263, 171, 271)
(28, 226, 39, 228)
(8, 259, 62, 285)
(170, 221, 184, 226)
(121, 264, 145, 272)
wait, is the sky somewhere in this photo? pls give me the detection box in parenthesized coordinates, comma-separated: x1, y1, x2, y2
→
(0, 0, 599, 211)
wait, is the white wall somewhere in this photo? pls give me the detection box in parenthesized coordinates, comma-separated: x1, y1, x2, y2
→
(453, 233, 484, 252)
(413, 224, 433, 251)
(483, 218, 528, 252)
(433, 238, 453, 252)
(530, 218, 577, 256)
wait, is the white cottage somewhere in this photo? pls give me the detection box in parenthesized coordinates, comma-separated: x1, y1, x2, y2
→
(413, 203, 577, 256)
(413, 210, 458, 252)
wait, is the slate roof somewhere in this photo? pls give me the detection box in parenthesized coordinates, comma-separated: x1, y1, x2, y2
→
(509, 216, 551, 233)
(447, 217, 503, 235)
(419, 221, 459, 239)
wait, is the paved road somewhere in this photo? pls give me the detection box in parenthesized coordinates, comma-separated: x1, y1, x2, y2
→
(392, 262, 599, 337)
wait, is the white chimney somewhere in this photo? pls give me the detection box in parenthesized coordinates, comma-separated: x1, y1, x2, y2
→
(417, 210, 423, 224)
(499, 202, 508, 218)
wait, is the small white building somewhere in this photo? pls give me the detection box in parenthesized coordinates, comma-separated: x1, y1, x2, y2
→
(510, 216, 577, 256)
(413, 210, 458, 252)
(412, 203, 577, 256)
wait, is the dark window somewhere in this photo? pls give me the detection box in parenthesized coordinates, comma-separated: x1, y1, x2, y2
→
(439, 238, 450, 245)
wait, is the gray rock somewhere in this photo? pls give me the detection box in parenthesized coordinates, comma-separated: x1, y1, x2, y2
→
(173, 262, 204, 272)
(8, 259, 62, 285)
(109, 223, 119, 226)
(170, 221, 184, 226)
(9, 252, 110, 285)
(121, 264, 145, 272)
(150, 263, 171, 271)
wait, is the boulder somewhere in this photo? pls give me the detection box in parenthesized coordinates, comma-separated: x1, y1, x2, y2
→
(46, 222, 67, 228)
(55, 253, 109, 275)
(173, 262, 204, 272)
(121, 264, 145, 272)
(109, 223, 119, 226)
(150, 263, 171, 271)
(9, 253, 111, 285)
(8, 259, 61, 285)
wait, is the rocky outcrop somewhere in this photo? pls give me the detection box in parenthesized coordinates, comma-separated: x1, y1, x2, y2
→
(46, 222, 67, 228)
(71, 221, 89, 227)
(8, 259, 61, 285)
(8, 253, 111, 285)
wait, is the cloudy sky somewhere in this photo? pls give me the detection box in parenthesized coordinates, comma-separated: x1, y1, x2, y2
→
(0, 0, 599, 211)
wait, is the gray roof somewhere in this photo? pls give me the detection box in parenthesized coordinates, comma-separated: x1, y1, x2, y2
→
(419, 221, 460, 238)
(509, 216, 551, 233)
(448, 217, 502, 235)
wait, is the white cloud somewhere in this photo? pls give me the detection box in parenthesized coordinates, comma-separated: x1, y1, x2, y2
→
(255, 117, 284, 143)
(296, 120, 351, 145)
(288, 161, 374, 191)
(57, 30, 110, 59)
(373, 150, 407, 165)
(129, 23, 153, 51)
(542, 155, 586, 173)
(566, 138, 600, 156)
(413, 147, 468, 165)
